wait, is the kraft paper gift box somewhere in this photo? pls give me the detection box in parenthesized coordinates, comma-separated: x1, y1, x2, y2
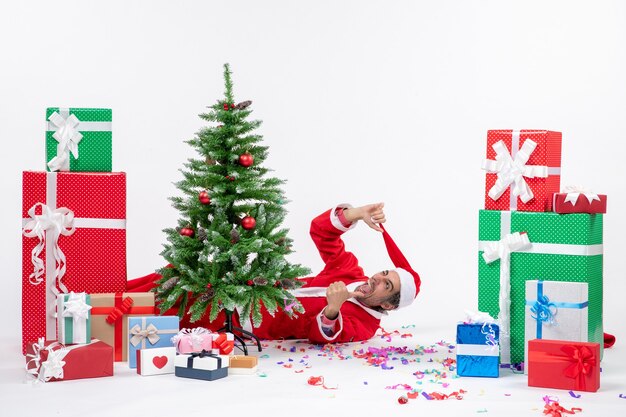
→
(127, 316, 179, 368)
(524, 280, 588, 373)
(25, 339, 113, 382)
(477, 209, 603, 365)
(171, 327, 213, 354)
(175, 351, 229, 381)
(46, 107, 112, 172)
(553, 187, 607, 214)
(456, 323, 500, 378)
(57, 292, 92, 345)
(21, 171, 127, 354)
(527, 339, 600, 392)
(90, 292, 155, 362)
(229, 355, 258, 375)
(136, 347, 176, 376)
(482, 129, 561, 212)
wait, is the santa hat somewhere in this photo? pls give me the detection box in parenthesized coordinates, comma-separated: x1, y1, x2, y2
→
(380, 224, 420, 309)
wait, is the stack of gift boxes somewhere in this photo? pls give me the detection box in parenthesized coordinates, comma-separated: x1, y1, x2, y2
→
(456, 129, 605, 393)
(22, 108, 245, 383)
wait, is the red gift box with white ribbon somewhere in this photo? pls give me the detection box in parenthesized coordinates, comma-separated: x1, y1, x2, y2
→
(21, 171, 127, 354)
(25, 338, 113, 382)
(482, 130, 562, 212)
(553, 186, 607, 214)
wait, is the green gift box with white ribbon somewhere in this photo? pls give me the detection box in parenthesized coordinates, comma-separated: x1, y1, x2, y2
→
(57, 292, 92, 345)
(46, 108, 112, 172)
(477, 209, 603, 365)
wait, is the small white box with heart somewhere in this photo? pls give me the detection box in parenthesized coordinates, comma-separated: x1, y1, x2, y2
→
(136, 347, 176, 376)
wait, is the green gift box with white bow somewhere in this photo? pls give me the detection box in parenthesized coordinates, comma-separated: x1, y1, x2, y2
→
(57, 292, 92, 345)
(477, 209, 603, 365)
(46, 107, 112, 172)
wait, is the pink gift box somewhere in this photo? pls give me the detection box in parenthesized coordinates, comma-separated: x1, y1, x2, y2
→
(171, 328, 213, 354)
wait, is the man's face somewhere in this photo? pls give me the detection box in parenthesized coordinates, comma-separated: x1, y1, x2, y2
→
(353, 270, 401, 310)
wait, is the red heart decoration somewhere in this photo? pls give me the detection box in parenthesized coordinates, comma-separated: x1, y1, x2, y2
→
(152, 356, 168, 369)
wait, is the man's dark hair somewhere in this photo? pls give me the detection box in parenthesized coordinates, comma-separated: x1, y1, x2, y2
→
(372, 291, 401, 313)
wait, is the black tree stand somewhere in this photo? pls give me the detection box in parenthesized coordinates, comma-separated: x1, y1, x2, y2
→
(217, 310, 262, 355)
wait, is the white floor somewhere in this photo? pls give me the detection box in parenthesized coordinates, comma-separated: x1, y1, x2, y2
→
(1, 324, 624, 417)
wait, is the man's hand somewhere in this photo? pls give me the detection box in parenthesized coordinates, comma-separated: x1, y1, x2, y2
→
(344, 202, 386, 232)
(324, 281, 359, 320)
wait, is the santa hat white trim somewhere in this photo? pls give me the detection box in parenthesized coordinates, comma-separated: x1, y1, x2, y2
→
(394, 268, 417, 309)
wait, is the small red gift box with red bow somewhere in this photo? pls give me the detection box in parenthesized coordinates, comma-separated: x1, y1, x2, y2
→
(527, 339, 600, 392)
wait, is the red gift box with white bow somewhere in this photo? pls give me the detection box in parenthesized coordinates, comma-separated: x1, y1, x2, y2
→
(25, 339, 113, 382)
(527, 339, 600, 392)
(482, 130, 562, 212)
(21, 171, 127, 354)
(553, 186, 607, 214)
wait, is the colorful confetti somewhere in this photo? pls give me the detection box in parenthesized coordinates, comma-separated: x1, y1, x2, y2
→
(569, 391, 581, 399)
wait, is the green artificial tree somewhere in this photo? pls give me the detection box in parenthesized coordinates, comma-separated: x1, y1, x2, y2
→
(155, 64, 310, 347)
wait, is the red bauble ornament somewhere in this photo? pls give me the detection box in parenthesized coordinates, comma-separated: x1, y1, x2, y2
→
(239, 152, 254, 167)
(206, 283, 212, 289)
(246, 280, 254, 286)
(241, 216, 256, 230)
(274, 281, 282, 288)
(223, 103, 229, 110)
(225, 175, 235, 181)
(180, 227, 195, 238)
(397, 396, 408, 405)
(198, 191, 211, 205)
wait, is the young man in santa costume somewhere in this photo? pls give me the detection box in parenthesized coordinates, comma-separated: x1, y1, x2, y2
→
(128, 202, 420, 344)
(247, 202, 421, 344)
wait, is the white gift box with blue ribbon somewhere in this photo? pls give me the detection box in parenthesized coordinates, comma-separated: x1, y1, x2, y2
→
(524, 280, 588, 373)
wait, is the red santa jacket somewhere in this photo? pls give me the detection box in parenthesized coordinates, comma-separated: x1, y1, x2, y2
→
(250, 205, 384, 344)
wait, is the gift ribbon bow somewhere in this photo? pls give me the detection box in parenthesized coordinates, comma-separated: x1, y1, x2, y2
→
(22, 203, 76, 293)
(62, 292, 92, 322)
(213, 333, 234, 354)
(129, 323, 160, 346)
(561, 345, 596, 389)
(187, 349, 222, 368)
(543, 401, 582, 416)
(481, 231, 531, 264)
(105, 296, 134, 325)
(562, 185, 600, 206)
(483, 138, 548, 204)
(25, 338, 67, 383)
(47, 111, 83, 172)
(530, 295, 557, 326)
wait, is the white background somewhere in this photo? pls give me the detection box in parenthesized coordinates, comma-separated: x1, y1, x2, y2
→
(1, 1, 625, 415)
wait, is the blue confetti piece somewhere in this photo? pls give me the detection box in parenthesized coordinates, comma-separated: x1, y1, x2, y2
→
(381, 363, 394, 370)
(260, 354, 270, 359)
(422, 392, 432, 400)
(290, 346, 296, 352)
(569, 391, 581, 399)
(276, 361, 284, 365)
(401, 359, 409, 365)
(363, 381, 368, 385)
(288, 358, 294, 362)
(619, 394, 626, 399)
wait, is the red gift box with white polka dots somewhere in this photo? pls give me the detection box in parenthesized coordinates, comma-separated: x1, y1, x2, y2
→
(21, 171, 127, 354)
(483, 130, 562, 212)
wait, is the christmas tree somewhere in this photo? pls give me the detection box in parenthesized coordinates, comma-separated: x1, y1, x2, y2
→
(155, 64, 310, 329)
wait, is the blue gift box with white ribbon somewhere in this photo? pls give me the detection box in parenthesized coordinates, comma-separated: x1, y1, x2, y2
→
(524, 280, 588, 373)
(456, 323, 500, 377)
(127, 316, 179, 368)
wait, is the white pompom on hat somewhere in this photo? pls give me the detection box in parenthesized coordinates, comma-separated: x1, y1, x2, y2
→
(380, 225, 420, 309)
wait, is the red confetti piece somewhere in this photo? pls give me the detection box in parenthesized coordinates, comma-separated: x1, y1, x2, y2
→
(306, 376, 337, 390)
(407, 391, 420, 399)
(397, 396, 408, 404)
(542, 402, 582, 416)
